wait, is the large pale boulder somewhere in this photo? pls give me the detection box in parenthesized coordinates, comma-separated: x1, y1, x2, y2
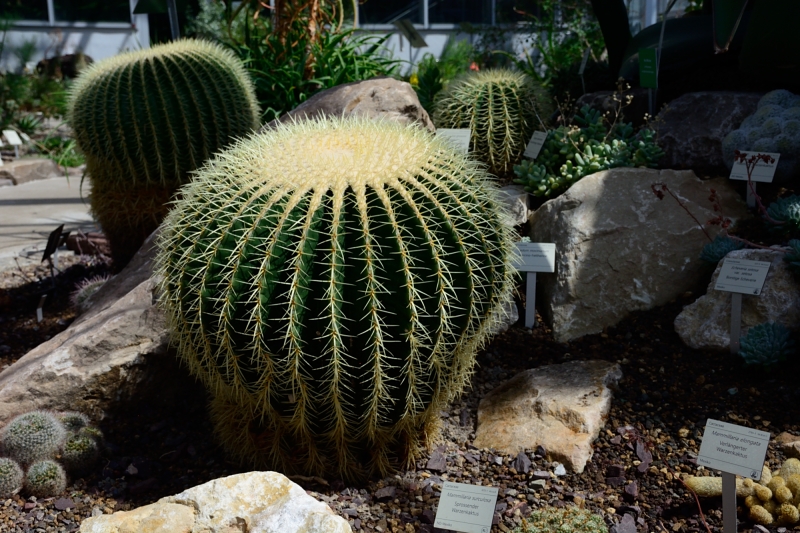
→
(497, 184, 530, 226)
(0, 158, 60, 185)
(474, 360, 622, 473)
(675, 248, 800, 351)
(0, 231, 170, 425)
(262, 76, 435, 132)
(528, 168, 748, 342)
(80, 471, 350, 533)
(655, 92, 761, 177)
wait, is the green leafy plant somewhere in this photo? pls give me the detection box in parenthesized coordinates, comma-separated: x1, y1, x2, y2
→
(739, 322, 796, 367)
(785, 239, 800, 275)
(700, 235, 745, 264)
(766, 195, 800, 236)
(514, 105, 663, 197)
(413, 38, 474, 113)
(68, 38, 259, 267)
(0, 457, 23, 499)
(434, 69, 552, 175)
(155, 117, 515, 481)
(24, 460, 66, 498)
(513, 505, 608, 533)
(0, 411, 66, 466)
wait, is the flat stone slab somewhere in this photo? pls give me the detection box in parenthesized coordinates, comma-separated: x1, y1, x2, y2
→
(0, 158, 60, 185)
(474, 360, 622, 473)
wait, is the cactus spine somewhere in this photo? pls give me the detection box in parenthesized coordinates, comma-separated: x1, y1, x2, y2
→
(0, 458, 23, 498)
(156, 117, 516, 480)
(0, 411, 66, 467)
(433, 69, 550, 175)
(24, 460, 67, 498)
(68, 39, 259, 266)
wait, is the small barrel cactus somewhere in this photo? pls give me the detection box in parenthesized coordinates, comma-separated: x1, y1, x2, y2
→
(70, 276, 110, 313)
(0, 411, 66, 466)
(739, 322, 796, 367)
(68, 39, 259, 267)
(58, 411, 90, 434)
(61, 434, 100, 474)
(766, 195, 800, 236)
(0, 457, 24, 498)
(156, 117, 515, 480)
(700, 235, 745, 264)
(433, 69, 551, 175)
(25, 460, 67, 498)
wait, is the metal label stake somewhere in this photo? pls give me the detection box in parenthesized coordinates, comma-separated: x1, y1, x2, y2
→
(526, 272, 537, 328)
(729, 292, 742, 354)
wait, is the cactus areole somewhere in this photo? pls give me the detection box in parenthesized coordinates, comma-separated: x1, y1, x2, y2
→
(156, 117, 516, 478)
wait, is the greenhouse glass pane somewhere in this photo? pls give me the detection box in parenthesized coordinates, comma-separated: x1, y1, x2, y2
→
(429, 0, 491, 24)
(54, 0, 131, 23)
(359, 0, 421, 24)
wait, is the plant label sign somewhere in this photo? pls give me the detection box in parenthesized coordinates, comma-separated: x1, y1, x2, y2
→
(434, 481, 499, 533)
(438, 129, 471, 154)
(514, 242, 555, 273)
(714, 258, 770, 295)
(729, 151, 780, 182)
(523, 131, 548, 159)
(2, 130, 23, 146)
(638, 48, 658, 89)
(698, 419, 770, 479)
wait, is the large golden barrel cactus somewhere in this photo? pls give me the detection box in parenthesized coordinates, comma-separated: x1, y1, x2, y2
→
(155, 117, 516, 480)
(68, 39, 259, 266)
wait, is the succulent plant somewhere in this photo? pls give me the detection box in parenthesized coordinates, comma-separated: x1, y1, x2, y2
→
(57, 411, 90, 434)
(0, 411, 66, 466)
(513, 505, 608, 533)
(739, 322, 796, 367)
(61, 434, 100, 474)
(155, 117, 515, 480)
(68, 39, 259, 267)
(785, 240, 800, 276)
(433, 69, 551, 175)
(70, 275, 110, 313)
(24, 460, 66, 498)
(513, 105, 663, 197)
(700, 235, 745, 264)
(766, 195, 800, 236)
(0, 457, 24, 498)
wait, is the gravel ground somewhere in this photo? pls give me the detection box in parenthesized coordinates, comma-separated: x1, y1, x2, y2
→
(0, 250, 798, 533)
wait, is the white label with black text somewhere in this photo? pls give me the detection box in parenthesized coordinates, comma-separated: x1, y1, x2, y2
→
(714, 258, 770, 295)
(438, 129, 471, 154)
(434, 481, 498, 533)
(729, 151, 780, 182)
(514, 242, 555, 273)
(523, 131, 548, 159)
(697, 419, 769, 479)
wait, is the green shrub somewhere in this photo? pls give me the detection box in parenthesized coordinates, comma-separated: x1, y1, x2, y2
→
(68, 39, 259, 267)
(413, 38, 475, 113)
(434, 69, 552, 175)
(739, 322, 796, 367)
(155, 117, 515, 481)
(513, 505, 608, 533)
(0, 411, 66, 466)
(24, 460, 66, 498)
(513, 105, 663, 197)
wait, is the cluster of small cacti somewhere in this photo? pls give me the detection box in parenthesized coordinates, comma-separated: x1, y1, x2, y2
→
(0, 410, 103, 498)
(766, 195, 800, 236)
(722, 89, 800, 181)
(68, 39, 259, 267)
(738, 322, 796, 367)
(433, 69, 552, 175)
(513, 505, 608, 533)
(513, 106, 663, 197)
(685, 460, 800, 526)
(699, 234, 745, 264)
(155, 117, 515, 481)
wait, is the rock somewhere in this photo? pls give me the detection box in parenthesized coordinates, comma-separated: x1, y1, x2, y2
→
(611, 513, 638, 533)
(0, 158, 60, 185)
(426, 450, 447, 472)
(497, 184, 529, 226)
(674, 249, 800, 351)
(66, 232, 110, 257)
(513, 451, 532, 473)
(528, 168, 748, 342)
(80, 471, 349, 533)
(473, 360, 622, 473)
(776, 432, 800, 459)
(262, 77, 434, 133)
(0, 230, 171, 426)
(655, 92, 761, 177)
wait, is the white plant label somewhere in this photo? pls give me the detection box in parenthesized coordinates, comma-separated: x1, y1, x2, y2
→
(514, 242, 555, 273)
(438, 129, 471, 154)
(434, 481, 499, 533)
(578, 47, 591, 75)
(2, 130, 23, 146)
(697, 419, 770, 479)
(714, 258, 770, 295)
(523, 131, 548, 159)
(729, 151, 780, 182)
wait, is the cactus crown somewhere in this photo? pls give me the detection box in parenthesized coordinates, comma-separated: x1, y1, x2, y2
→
(0, 411, 66, 466)
(0, 457, 23, 499)
(68, 39, 259, 188)
(700, 235, 745, 264)
(433, 69, 551, 175)
(24, 460, 67, 499)
(739, 322, 796, 367)
(156, 117, 516, 479)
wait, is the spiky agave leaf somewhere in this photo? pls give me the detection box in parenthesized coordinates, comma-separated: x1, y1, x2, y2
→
(433, 69, 551, 175)
(155, 117, 516, 480)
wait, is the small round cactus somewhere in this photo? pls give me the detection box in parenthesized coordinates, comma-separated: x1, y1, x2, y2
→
(739, 322, 796, 367)
(517, 505, 608, 533)
(61, 434, 100, 474)
(70, 276, 110, 313)
(0, 411, 66, 466)
(24, 460, 67, 498)
(58, 411, 90, 434)
(0, 457, 24, 498)
(700, 235, 745, 264)
(433, 69, 551, 175)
